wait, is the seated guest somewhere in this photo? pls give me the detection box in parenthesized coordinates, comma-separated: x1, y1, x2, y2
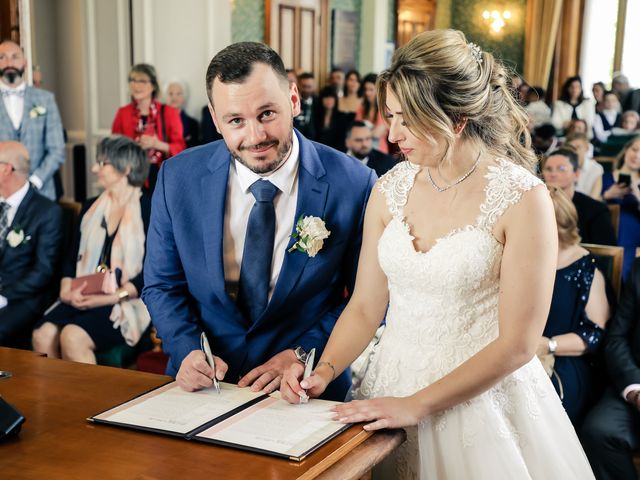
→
(32, 136, 151, 363)
(542, 148, 616, 245)
(540, 187, 609, 425)
(338, 70, 362, 116)
(293, 72, 318, 140)
(593, 91, 622, 144)
(532, 123, 558, 156)
(610, 110, 640, 137)
(355, 73, 389, 153)
(345, 121, 396, 177)
(314, 86, 348, 152)
(592, 81, 606, 113)
(328, 67, 345, 97)
(165, 80, 200, 148)
(551, 75, 596, 138)
(0, 141, 62, 348)
(112, 64, 185, 192)
(525, 86, 551, 127)
(566, 133, 601, 198)
(601, 136, 640, 279)
(581, 257, 640, 480)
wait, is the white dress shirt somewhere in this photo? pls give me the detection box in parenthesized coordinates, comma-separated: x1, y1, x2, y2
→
(592, 109, 620, 143)
(0, 180, 30, 308)
(0, 81, 26, 131)
(223, 134, 300, 299)
(575, 157, 604, 197)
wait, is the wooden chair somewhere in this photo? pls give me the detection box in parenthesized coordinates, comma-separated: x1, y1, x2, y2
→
(582, 243, 624, 300)
(594, 156, 616, 174)
(607, 204, 620, 242)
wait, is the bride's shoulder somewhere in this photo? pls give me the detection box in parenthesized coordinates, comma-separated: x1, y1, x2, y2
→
(486, 158, 543, 193)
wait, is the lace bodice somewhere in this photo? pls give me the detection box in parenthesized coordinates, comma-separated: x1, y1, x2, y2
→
(358, 159, 543, 397)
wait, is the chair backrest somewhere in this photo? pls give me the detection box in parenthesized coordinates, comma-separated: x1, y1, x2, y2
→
(582, 243, 624, 300)
(58, 200, 82, 265)
(594, 156, 616, 174)
(607, 203, 621, 241)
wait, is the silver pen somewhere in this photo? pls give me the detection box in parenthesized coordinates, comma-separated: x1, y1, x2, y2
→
(200, 332, 221, 394)
(299, 348, 315, 403)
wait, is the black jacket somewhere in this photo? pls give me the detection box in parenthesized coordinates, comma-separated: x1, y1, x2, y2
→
(605, 257, 640, 392)
(573, 191, 616, 246)
(0, 185, 62, 311)
(366, 149, 397, 177)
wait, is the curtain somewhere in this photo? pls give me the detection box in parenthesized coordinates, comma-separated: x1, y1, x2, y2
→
(524, 0, 564, 86)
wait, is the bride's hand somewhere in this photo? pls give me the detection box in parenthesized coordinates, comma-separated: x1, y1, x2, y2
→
(331, 396, 423, 431)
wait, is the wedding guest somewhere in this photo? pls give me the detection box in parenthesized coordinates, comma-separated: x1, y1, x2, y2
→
(593, 82, 606, 113)
(32, 136, 151, 364)
(329, 67, 345, 97)
(338, 70, 362, 116)
(314, 86, 348, 152)
(293, 72, 318, 140)
(539, 186, 610, 425)
(112, 64, 185, 192)
(165, 80, 200, 148)
(0, 40, 65, 201)
(551, 76, 596, 138)
(582, 257, 640, 480)
(541, 147, 615, 246)
(355, 73, 389, 154)
(593, 91, 622, 144)
(345, 120, 396, 177)
(601, 136, 640, 279)
(566, 133, 601, 198)
(0, 141, 62, 348)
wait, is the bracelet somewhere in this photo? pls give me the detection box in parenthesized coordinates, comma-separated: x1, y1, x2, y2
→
(629, 390, 640, 405)
(316, 361, 336, 381)
(116, 288, 130, 301)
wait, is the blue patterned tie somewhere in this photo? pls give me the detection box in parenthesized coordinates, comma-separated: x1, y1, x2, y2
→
(238, 180, 279, 323)
(0, 202, 10, 252)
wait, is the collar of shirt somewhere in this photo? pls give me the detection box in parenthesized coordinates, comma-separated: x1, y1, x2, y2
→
(302, 97, 313, 106)
(1, 180, 29, 225)
(234, 133, 300, 196)
(0, 82, 26, 95)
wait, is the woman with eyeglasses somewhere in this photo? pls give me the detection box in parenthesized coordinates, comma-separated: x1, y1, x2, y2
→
(32, 136, 152, 364)
(111, 63, 185, 192)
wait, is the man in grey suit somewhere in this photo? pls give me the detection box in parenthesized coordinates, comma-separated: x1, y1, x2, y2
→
(0, 40, 65, 201)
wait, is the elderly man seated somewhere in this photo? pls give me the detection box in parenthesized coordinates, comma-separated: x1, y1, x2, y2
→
(0, 141, 62, 348)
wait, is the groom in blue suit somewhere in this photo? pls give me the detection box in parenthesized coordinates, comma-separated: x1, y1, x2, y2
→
(142, 42, 376, 401)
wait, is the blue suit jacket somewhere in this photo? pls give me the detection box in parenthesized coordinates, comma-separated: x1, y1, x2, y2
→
(0, 86, 65, 200)
(142, 131, 376, 400)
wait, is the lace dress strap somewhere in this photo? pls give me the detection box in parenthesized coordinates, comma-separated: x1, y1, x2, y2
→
(477, 159, 543, 232)
(377, 161, 422, 219)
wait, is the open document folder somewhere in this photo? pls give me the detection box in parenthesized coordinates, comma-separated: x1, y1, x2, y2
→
(89, 381, 352, 461)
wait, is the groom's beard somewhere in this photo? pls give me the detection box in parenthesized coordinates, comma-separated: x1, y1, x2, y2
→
(0, 67, 24, 86)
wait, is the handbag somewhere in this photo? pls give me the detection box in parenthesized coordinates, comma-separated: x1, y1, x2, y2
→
(70, 270, 117, 295)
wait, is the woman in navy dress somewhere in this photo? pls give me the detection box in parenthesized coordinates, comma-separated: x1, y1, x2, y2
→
(539, 187, 610, 425)
(601, 136, 640, 280)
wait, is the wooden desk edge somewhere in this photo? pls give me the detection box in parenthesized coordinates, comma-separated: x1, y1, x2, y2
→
(304, 429, 406, 480)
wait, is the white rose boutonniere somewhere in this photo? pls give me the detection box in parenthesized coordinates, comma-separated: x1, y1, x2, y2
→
(288, 215, 331, 257)
(6, 226, 31, 248)
(29, 105, 47, 118)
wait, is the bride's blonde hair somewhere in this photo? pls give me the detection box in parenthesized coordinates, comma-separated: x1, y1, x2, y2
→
(377, 29, 537, 172)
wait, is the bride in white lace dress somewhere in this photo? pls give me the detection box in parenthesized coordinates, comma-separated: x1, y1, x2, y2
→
(281, 30, 594, 479)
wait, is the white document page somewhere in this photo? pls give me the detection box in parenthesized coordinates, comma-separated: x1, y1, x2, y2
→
(195, 393, 346, 458)
(93, 381, 264, 434)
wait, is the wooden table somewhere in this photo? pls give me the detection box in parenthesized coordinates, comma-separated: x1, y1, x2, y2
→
(0, 348, 404, 479)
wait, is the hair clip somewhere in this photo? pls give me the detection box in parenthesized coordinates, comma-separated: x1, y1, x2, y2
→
(468, 42, 483, 65)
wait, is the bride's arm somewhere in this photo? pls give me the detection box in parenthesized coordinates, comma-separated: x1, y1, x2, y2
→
(333, 184, 558, 430)
(280, 185, 391, 402)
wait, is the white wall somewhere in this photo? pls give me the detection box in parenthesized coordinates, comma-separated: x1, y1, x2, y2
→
(131, 0, 232, 120)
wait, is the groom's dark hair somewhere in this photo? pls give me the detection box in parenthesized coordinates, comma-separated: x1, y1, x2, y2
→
(206, 42, 288, 106)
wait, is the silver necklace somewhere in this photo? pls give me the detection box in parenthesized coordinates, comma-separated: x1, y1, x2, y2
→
(426, 152, 481, 193)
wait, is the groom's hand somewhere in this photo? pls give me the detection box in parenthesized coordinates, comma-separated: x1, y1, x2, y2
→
(176, 350, 228, 392)
(238, 349, 299, 393)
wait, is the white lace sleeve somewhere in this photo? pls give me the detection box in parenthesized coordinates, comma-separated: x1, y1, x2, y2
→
(376, 161, 421, 219)
(477, 159, 543, 231)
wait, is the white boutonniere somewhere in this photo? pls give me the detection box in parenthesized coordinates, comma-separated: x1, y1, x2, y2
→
(29, 105, 47, 118)
(6, 225, 31, 248)
(288, 215, 331, 257)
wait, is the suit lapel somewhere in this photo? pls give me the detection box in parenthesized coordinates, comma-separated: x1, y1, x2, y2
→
(18, 87, 32, 139)
(257, 132, 328, 324)
(0, 96, 15, 136)
(0, 185, 34, 261)
(200, 145, 237, 311)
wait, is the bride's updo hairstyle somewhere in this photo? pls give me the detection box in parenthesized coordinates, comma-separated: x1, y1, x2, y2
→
(376, 29, 537, 172)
